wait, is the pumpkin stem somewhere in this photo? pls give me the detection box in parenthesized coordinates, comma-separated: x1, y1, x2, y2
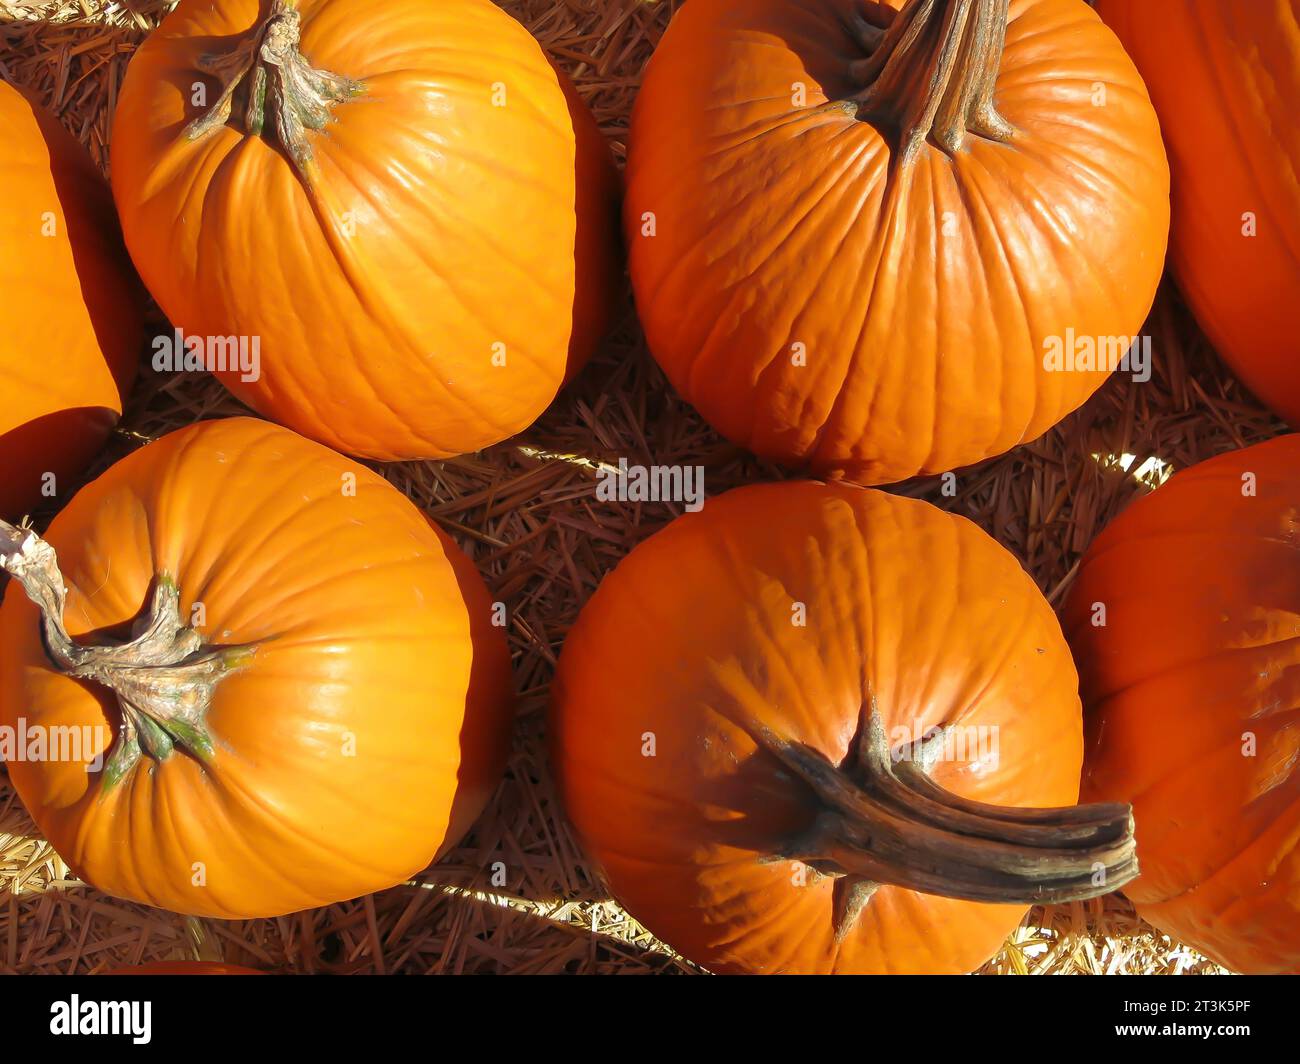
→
(848, 0, 1015, 163)
(184, 0, 364, 183)
(0, 519, 253, 788)
(752, 702, 1136, 933)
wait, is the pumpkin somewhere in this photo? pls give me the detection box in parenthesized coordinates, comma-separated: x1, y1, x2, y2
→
(1064, 435, 1300, 974)
(108, 962, 264, 975)
(0, 80, 141, 519)
(110, 0, 620, 462)
(0, 417, 513, 919)
(1098, 0, 1300, 426)
(550, 481, 1136, 974)
(624, 0, 1169, 485)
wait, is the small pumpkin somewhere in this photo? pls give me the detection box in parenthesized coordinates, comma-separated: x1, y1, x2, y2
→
(0, 80, 141, 519)
(625, 0, 1169, 485)
(110, 0, 620, 462)
(551, 481, 1136, 974)
(1064, 435, 1300, 974)
(1098, 0, 1300, 426)
(0, 417, 512, 919)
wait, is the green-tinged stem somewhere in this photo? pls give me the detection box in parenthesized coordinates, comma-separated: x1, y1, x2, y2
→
(0, 520, 254, 788)
(184, 0, 365, 183)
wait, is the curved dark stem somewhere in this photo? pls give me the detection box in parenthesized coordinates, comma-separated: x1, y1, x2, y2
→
(847, 0, 1015, 163)
(750, 701, 1137, 937)
(0, 519, 254, 788)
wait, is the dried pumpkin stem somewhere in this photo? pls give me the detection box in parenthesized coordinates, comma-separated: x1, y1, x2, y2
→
(751, 703, 1136, 937)
(184, 0, 364, 183)
(848, 0, 1015, 162)
(0, 520, 253, 789)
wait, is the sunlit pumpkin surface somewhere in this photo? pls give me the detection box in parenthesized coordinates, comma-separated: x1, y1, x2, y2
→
(110, 0, 619, 462)
(1099, 0, 1300, 428)
(552, 481, 1087, 974)
(0, 418, 513, 919)
(1067, 435, 1300, 975)
(0, 81, 140, 519)
(626, 0, 1170, 485)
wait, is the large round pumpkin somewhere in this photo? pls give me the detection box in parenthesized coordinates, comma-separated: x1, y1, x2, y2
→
(1098, 0, 1300, 426)
(1064, 435, 1300, 974)
(0, 417, 512, 919)
(625, 0, 1169, 485)
(110, 0, 620, 462)
(551, 481, 1136, 974)
(0, 81, 141, 519)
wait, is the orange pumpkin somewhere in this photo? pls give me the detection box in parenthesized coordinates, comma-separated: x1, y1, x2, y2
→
(551, 481, 1136, 974)
(0, 81, 141, 519)
(1098, 0, 1300, 426)
(1064, 435, 1300, 974)
(110, 0, 620, 462)
(625, 0, 1169, 485)
(0, 417, 512, 919)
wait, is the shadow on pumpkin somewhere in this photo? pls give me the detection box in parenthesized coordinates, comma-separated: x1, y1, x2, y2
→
(0, 85, 143, 521)
(0, 408, 123, 521)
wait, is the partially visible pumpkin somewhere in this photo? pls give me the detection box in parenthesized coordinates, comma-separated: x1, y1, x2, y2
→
(1064, 435, 1300, 974)
(551, 481, 1136, 975)
(0, 417, 513, 919)
(111, 0, 620, 462)
(624, 0, 1169, 485)
(0, 80, 141, 519)
(1098, 0, 1300, 425)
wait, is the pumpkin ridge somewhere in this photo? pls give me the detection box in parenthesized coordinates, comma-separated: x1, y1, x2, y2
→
(256, 164, 484, 452)
(295, 138, 568, 449)
(1095, 692, 1298, 813)
(958, 154, 1052, 448)
(730, 127, 899, 469)
(201, 752, 435, 886)
(1079, 628, 1300, 716)
(1126, 787, 1300, 912)
(157, 428, 343, 595)
(1187, 1, 1300, 275)
(800, 146, 906, 473)
(761, 136, 893, 464)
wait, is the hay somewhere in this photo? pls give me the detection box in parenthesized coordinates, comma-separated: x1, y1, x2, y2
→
(0, 0, 1264, 975)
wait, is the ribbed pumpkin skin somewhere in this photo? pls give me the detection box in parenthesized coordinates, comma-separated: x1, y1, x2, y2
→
(1064, 436, 1300, 974)
(0, 82, 140, 519)
(551, 481, 1084, 974)
(1099, 0, 1300, 426)
(625, 0, 1169, 485)
(0, 418, 512, 919)
(111, 0, 618, 462)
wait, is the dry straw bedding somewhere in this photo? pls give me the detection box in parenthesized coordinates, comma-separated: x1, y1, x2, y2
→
(0, 0, 1268, 975)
